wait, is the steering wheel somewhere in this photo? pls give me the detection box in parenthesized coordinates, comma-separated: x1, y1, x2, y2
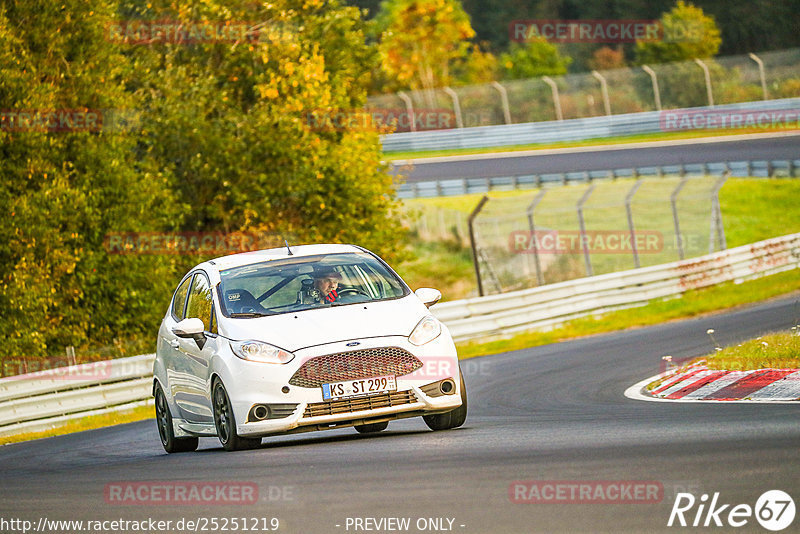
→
(337, 288, 371, 298)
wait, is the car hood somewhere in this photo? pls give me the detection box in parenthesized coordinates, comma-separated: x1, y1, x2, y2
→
(219, 294, 429, 352)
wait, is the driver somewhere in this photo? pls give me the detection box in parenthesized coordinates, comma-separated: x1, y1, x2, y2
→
(313, 266, 341, 304)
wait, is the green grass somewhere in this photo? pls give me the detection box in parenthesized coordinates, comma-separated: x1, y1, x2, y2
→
(703, 332, 800, 371)
(400, 178, 800, 300)
(719, 179, 800, 247)
(405, 178, 800, 241)
(384, 128, 798, 160)
(455, 267, 800, 358)
(394, 240, 475, 302)
(645, 331, 800, 390)
(0, 403, 153, 446)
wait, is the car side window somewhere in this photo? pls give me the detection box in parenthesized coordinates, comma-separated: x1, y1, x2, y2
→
(171, 275, 193, 321)
(185, 272, 213, 332)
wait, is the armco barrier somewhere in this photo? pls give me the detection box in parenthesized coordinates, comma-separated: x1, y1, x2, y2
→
(432, 233, 800, 341)
(1, 233, 798, 436)
(0, 354, 154, 437)
(396, 158, 800, 198)
(381, 97, 800, 153)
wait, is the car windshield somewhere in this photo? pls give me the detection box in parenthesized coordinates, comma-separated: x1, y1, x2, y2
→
(218, 251, 409, 317)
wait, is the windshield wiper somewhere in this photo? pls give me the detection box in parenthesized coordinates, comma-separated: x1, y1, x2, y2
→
(229, 312, 272, 318)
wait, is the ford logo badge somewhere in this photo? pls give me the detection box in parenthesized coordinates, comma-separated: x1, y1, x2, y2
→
(346, 342, 360, 347)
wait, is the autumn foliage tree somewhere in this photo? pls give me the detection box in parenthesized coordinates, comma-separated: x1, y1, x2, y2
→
(0, 0, 185, 361)
(635, 0, 722, 64)
(374, 0, 476, 93)
(499, 35, 571, 80)
(588, 47, 626, 71)
(1, 0, 405, 363)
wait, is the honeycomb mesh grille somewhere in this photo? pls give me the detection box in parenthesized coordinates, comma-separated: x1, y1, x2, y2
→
(289, 347, 422, 388)
(303, 390, 418, 418)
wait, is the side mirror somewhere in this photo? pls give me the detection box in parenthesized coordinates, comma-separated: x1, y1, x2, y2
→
(172, 317, 207, 349)
(414, 287, 442, 308)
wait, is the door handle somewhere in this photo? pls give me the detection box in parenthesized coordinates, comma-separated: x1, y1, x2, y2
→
(169, 340, 180, 349)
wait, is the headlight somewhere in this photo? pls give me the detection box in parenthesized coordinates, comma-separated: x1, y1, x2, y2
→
(230, 340, 295, 364)
(409, 315, 441, 346)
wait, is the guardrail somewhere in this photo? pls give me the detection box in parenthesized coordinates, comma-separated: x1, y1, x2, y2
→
(0, 354, 154, 437)
(397, 158, 800, 198)
(2, 232, 798, 436)
(381, 97, 800, 153)
(431, 233, 800, 342)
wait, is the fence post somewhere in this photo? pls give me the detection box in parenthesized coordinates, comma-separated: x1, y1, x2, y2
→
(671, 177, 689, 260)
(625, 179, 644, 268)
(397, 91, 416, 133)
(591, 70, 612, 116)
(526, 189, 548, 286)
(542, 76, 563, 121)
(748, 53, 769, 101)
(491, 81, 512, 125)
(468, 195, 490, 297)
(709, 172, 729, 252)
(694, 58, 714, 107)
(66, 345, 76, 366)
(577, 184, 596, 277)
(443, 87, 464, 128)
(641, 65, 662, 111)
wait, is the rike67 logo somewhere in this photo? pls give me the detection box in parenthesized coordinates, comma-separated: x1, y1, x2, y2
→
(668, 490, 795, 531)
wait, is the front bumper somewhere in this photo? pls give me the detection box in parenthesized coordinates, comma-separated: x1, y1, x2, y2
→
(222, 334, 462, 437)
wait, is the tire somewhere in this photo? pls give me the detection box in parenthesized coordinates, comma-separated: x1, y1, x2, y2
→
(354, 421, 389, 434)
(154, 383, 198, 453)
(423, 372, 467, 431)
(212, 380, 261, 451)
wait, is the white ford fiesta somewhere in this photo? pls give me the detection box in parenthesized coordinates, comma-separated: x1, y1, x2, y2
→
(153, 243, 466, 452)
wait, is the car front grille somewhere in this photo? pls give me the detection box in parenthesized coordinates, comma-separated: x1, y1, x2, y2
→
(303, 390, 418, 418)
(288, 347, 423, 388)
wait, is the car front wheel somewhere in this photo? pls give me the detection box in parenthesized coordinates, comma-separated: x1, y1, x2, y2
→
(212, 379, 261, 451)
(155, 383, 198, 453)
(423, 372, 467, 431)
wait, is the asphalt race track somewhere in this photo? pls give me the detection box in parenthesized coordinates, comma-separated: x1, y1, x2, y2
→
(2, 295, 798, 533)
(391, 133, 800, 182)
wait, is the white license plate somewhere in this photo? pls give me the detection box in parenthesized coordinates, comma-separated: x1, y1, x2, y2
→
(321, 375, 397, 401)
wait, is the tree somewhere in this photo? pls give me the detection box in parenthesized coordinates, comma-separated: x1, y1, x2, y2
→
(374, 0, 476, 93)
(588, 46, 626, 71)
(635, 1, 722, 64)
(499, 35, 571, 80)
(0, 0, 185, 360)
(129, 0, 405, 258)
(1, 0, 407, 364)
(453, 43, 498, 85)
